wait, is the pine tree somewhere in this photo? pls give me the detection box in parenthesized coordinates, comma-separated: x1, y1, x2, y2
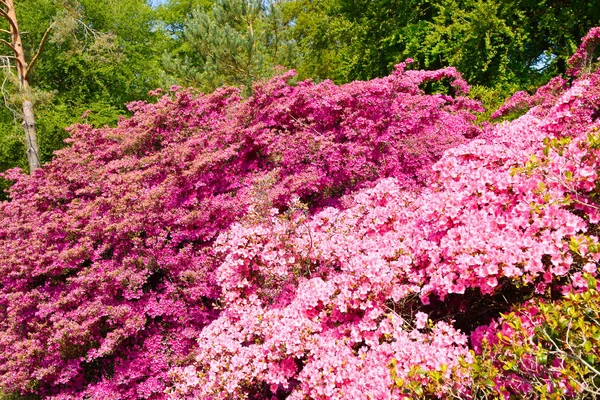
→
(163, 0, 296, 92)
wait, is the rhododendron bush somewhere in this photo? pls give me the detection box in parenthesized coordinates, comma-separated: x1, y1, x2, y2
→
(1, 28, 600, 400)
(0, 63, 480, 398)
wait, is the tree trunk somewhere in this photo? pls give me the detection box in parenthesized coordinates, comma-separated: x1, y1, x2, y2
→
(4, 0, 41, 172)
(22, 100, 40, 171)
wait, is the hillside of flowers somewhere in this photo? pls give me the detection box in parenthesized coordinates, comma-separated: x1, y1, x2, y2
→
(1, 28, 600, 400)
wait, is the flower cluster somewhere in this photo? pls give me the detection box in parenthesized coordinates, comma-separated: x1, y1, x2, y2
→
(568, 27, 600, 76)
(2, 25, 600, 400)
(0, 62, 480, 398)
(171, 30, 600, 399)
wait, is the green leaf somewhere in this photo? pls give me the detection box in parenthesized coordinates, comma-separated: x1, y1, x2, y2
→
(536, 353, 548, 365)
(413, 384, 424, 397)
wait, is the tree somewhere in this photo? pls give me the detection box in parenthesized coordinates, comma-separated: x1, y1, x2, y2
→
(283, 0, 600, 91)
(279, 0, 351, 82)
(0, 0, 51, 172)
(282, 0, 437, 83)
(162, 0, 297, 92)
(330, 0, 433, 81)
(155, 0, 215, 38)
(0, 0, 164, 174)
(518, 0, 600, 78)
(406, 0, 529, 88)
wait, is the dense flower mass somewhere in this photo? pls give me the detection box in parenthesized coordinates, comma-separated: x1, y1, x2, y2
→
(0, 63, 480, 398)
(168, 30, 600, 399)
(1, 27, 600, 400)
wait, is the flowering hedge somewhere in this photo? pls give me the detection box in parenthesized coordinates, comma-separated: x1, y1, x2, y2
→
(1, 27, 600, 400)
(0, 63, 480, 398)
(169, 28, 600, 399)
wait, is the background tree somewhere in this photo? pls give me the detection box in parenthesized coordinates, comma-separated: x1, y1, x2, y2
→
(0, 0, 598, 177)
(406, 0, 600, 89)
(278, 0, 350, 82)
(283, 0, 600, 89)
(162, 0, 297, 92)
(154, 0, 215, 37)
(0, 0, 163, 177)
(282, 0, 438, 83)
(404, 0, 528, 88)
(0, 0, 51, 172)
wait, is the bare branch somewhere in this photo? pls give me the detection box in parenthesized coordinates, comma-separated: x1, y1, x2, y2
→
(0, 8, 18, 34)
(75, 18, 101, 40)
(0, 28, 10, 35)
(0, 53, 16, 62)
(25, 23, 54, 81)
(0, 55, 21, 122)
(0, 37, 16, 55)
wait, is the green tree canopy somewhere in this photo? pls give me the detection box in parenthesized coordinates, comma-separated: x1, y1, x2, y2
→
(0, 0, 164, 171)
(162, 0, 297, 92)
(283, 0, 600, 90)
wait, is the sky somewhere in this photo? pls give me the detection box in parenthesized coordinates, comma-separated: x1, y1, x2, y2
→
(149, 0, 168, 7)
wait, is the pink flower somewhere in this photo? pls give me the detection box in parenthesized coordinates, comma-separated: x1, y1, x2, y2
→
(415, 312, 429, 330)
(583, 262, 598, 274)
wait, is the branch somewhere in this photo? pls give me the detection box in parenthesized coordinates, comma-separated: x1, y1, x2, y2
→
(0, 8, 18, 34)
(0, 28, 10, 35)
(0, 53, 16, 62)
(543, 329, 600, 377)
(24, 23, 53, 80)
(0, 37, 16, 55)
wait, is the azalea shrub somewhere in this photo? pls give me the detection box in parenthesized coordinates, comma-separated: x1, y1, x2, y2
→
(468, 275, 600, 399)
(1, 27, 600, 400)
(0, 62, 481, 398)
(169, 28, 600, 399)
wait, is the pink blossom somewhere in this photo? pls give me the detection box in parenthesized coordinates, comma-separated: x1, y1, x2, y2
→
(415, 312, 429, 329)
(2, 26, 600, 400)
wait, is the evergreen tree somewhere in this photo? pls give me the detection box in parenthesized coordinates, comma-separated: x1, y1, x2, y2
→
(162, 0, 297, 92)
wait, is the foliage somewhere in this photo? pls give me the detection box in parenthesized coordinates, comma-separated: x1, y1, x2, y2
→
(0, 0, 163, 171)
(162, 0, 297, 92)
(0, 2, 600, 395)
(468, 276, 600, 399)
(28, 0, 162, 107)
(154, 0, 215, 39)
(1, 0, 598, 174)
(409, 0, 529, 88)
(283, 0, 600, 91)
(277, 0, 349, 82)
(410, 0, 600, 90)
(281, 0, 430, 83)
(0, 63, 480, 398)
